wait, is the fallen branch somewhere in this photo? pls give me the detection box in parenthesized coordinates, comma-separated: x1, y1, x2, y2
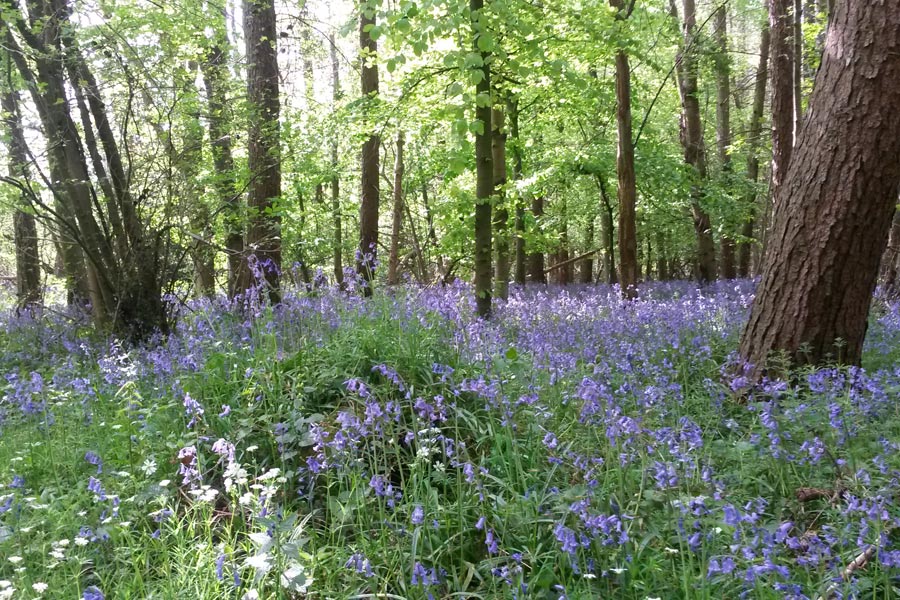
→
(817, 544, 879, 600)
(543, 248, 601, 275)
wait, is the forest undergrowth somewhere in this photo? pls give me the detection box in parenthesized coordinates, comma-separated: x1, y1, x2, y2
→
(2, 280, 900, 599)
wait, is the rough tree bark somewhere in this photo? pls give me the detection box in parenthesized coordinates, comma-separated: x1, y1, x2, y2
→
(471, 0, 493, 315)
(243, 0, 282, 303)
(674, 0, 717, 282)
(739, 1, 900, 369)
(492, 106, 510, 300)
(738, 15, 771, 278)
(387, 131, 405, 285)
(358, 0, 381, 295)
(611, 0, 639, 299)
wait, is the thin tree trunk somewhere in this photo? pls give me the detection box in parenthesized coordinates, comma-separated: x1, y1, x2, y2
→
(330, 32, 343, 287)
(387, 132, 405, 285)
(2, 82, 42, 309)
(793, 0, 803, 141)
(656, 232, 669, 280)
(598, 175, 617, 284)
(611, 0, 639, 299)
(739, 1, 900, 369)
(357, 1, 381, 295)
(714, 5, 737, 280)
(202, 42, 243, 298)
(421, 183, 443, 279)
(4, 11, 111, 320)
(508, 98, 526, 285)
(738, 17, 771, 278)
(492, 106, 510, 300)
(528, 195, 546, 283)
(579, 220, 595, 284)
(471, 0, 493, 315)
(673, 0, 717, 282)
(770, 0, 795, 207)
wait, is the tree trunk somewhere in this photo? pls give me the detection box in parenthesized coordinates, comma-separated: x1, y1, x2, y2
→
(243, 0, 282, 303)
(770, 0, 795, 208)
(656, 232, 669, 281)
(387, 132, 405, 285)
(508, 98, 527, 285)
(492, 106, 510, 300)
(358, 1, 381, 295)
(674, 0, 717, 282)
(598, 175, 617, 284)
(2, 84, 42, 309)
(882, 208, 900, 298)
(5, 9, 112, 320)
(793, 0, 804, 141)
(330, 32, 344, 287)
(739, 1, 900, 369)
(421, 184, 443, 279)
(610, 0, 638, 298)
(738, 18, 771, 278)
(472, 0, 493, 316)
(528, 195, 546, 283)
(202, 41, 244, 298)
(579, 220, 595, 284)
(714, 5, 737, 280)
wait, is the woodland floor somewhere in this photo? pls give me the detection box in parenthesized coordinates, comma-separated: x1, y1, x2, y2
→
(2, 281, 900, 599)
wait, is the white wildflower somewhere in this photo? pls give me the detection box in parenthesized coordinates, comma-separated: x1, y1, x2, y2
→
(141, 458, 158, 476)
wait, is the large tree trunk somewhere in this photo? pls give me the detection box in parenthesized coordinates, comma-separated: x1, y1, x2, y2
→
(202, 40, 244, 298)
(611, 1, 638, 299)
(492, 106, 510, 300)
(770, 0, 795, 207)
(739, 1, 900, 369)
(508, 98, 527, 285)
(243, 0, 282, 303)
(674, 0, 717, 282)
(387, 132, 405, 285)
(357, 1, 381, 295)
(471, 0, 493, 316)
(2, 83, 42, 309)
(330, 33, 344, 287)
(738, 17, 771, 278)
(527, 195, 546, 283)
